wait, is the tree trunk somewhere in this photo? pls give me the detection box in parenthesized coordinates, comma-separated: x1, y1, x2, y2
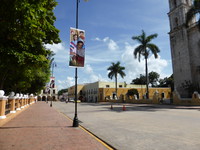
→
(145, 57, 149, 99)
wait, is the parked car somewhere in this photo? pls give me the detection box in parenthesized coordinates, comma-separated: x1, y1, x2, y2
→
(68, 98, 74, 103)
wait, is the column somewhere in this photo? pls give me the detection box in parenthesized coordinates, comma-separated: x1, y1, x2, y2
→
(8, 96, 16, 114)
(0, 90, 7, 119)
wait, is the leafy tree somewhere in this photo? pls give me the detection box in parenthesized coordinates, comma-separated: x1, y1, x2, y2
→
(58, 88, 68, 96)
(149, 71, 160, 87)
(0, 0, 61, 93)
(127, 89, 139, 96)
(131, 71, 160, 87)
(132, 30, 160, 98)
(107, 61, 126, 98)
(131, 74, 146, 85)
(158, 74, 174, 91)
(186, 0, 200, 30)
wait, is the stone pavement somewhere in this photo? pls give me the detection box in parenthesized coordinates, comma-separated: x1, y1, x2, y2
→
(0, 102, 110, 150)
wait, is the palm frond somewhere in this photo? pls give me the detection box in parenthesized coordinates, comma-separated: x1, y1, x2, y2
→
(132, 35, 142, 43)
(146, 34, 158, 43)
(107, 61, 126, 80)
(147, 43, 160, 59)
(133, 45, 144, 61)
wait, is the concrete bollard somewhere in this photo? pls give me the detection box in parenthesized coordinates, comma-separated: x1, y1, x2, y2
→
(20, 94, 25, 109)
(8, 92, 16, 114)
(0, 90, 7, 119)
(15, 93, 21, 111)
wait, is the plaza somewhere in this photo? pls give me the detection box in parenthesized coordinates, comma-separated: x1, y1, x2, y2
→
(53, 102, 200, 150)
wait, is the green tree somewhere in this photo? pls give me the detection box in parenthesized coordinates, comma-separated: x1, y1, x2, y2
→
(158, 74, 174, 91)
(149, 71, 160, 87)
(132, 30, 160, 98)
(0, 0, 61, 93)
(131, 71, 160, 87)
(131, 74, 146, 85)
(107, 61, 126, 98)
(186, 0, 200, 30)
(58, 88, 68, 96)
(127, 89, 139, 97)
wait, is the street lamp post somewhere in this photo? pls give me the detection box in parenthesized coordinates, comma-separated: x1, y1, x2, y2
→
(73, 0, 80, 127)
(50, 62, 56, 107)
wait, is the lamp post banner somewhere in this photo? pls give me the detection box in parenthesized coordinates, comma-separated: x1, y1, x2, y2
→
(69, 27, 85, 68)
(50, 77, 55, 88)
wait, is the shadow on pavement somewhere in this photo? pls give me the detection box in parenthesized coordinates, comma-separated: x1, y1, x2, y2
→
(79, 102, 200, 112)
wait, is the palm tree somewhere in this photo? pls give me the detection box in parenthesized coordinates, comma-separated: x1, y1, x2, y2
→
(132, 30, 160, 99)
(107, 61, 126, 99)
(186, 0, 200, 30)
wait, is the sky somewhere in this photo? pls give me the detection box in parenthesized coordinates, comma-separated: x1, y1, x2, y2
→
(45, 0, 172, 90)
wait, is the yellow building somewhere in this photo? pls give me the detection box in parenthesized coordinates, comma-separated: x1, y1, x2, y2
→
(68, 81, 171, 103)
(68, 84, 84, 101)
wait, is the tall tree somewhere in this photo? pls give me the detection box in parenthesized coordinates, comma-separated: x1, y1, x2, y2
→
(158, 74, 174, 91)
(131, 74, 146, 85)
(149, 71, 160, 87)
(186, 0, 200, 30)
(0, 0, 61, 93)
(107, 61, 126, 98)
(132, 71, 160, 87)
(132, 30, 160, 98)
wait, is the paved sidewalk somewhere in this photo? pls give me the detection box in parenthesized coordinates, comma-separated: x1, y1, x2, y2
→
(0, 102, 109, 150)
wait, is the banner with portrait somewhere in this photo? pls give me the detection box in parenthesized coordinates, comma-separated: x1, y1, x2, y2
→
(50, 77, 55, 88)
(69, 27, 85, 67)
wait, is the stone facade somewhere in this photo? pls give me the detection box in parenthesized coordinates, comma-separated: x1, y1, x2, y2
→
(168, 0, 200, 97)
(38, 87, 58, 101)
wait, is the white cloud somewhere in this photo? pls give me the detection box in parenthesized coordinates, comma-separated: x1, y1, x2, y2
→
(45, 43, 65, 53)
(66, 77, 74, 87)
(93, 37, 119, 51)
(120, 42, 170, 83)
(94, 37, 101, 41)
(103, 37, 109, 42)
(81, 64, 108, 83)
(108, 39, 119, 51)
(84, 64, 93, 74)
(56, 76, 75, 90)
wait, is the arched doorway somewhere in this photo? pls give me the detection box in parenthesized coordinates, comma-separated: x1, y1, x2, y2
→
(42, 96, 46, 101)
(37, 96, 42, 101)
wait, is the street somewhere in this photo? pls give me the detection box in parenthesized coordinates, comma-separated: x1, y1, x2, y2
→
(53, 102, 200, 150)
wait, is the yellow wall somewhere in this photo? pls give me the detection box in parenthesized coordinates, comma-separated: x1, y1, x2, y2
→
(68, 85, 84, 100)
(98, 87, 171, 102)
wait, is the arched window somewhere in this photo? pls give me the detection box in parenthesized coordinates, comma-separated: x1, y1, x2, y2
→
(174, 0, 177, 7)
(186, 0, 189, 5)
(175, 17, 179, 27)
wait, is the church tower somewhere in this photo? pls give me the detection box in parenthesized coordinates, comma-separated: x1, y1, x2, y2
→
(168, 0, 200, 97)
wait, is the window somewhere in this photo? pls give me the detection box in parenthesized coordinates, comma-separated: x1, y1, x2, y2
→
(175, 17, 179, 28)
(161, 92, 165, 99)
(174, 0, 177, 7)
(53, 90, 56, 94)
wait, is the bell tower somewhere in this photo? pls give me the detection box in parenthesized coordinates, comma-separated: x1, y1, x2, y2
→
(168, 0, 194, 97)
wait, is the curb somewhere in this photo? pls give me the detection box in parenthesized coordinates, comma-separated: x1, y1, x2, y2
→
(53, 107, 116, 150)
